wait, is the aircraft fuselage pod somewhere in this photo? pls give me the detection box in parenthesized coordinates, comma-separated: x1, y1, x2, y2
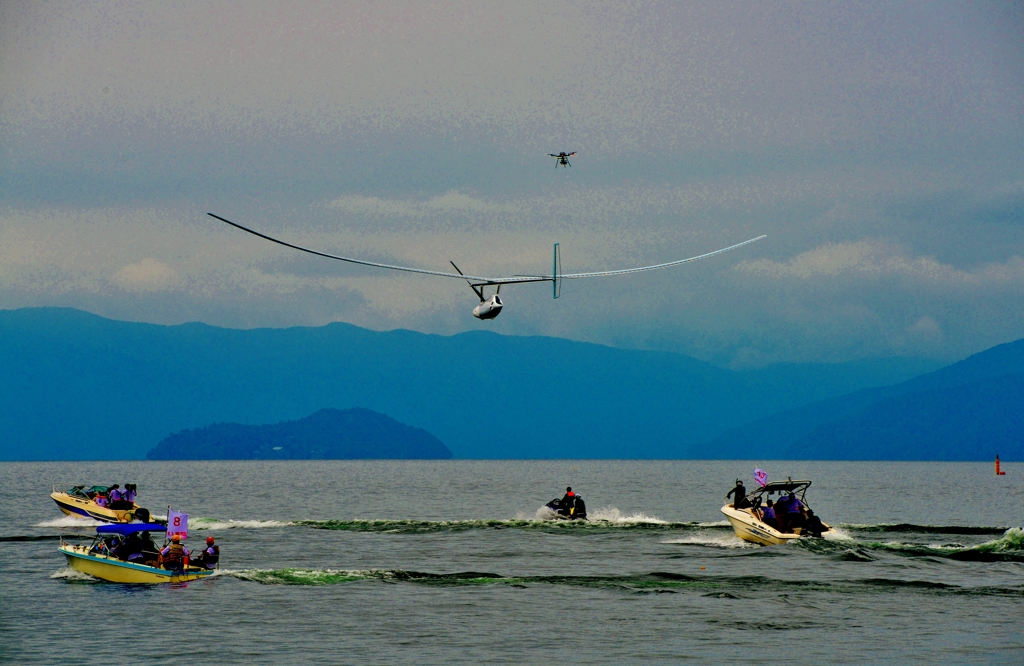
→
(472, 294, 503, 320)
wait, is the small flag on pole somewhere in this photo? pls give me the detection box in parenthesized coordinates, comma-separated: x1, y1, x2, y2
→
(754, 468, 768, 488)
(168, 508, 189, 539)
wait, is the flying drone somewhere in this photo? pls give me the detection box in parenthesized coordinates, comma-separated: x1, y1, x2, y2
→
(548, 151, 576, 167)
(208, 213, 765, 320)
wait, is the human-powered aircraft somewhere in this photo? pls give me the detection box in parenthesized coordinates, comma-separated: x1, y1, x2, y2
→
(208, 213, 765, 320)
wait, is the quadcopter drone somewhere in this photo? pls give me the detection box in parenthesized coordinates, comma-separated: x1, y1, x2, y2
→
(548, 151, 576, 168)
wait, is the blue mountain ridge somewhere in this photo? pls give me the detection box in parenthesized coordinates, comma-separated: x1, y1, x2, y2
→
(0, 307, 943, 461)
(706, 338, 1024, 460)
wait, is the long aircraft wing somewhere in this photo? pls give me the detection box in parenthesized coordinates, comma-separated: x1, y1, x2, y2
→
(209, 213, 765, 286)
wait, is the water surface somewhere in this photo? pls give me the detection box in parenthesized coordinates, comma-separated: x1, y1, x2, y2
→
(2, 460, 1021, 664)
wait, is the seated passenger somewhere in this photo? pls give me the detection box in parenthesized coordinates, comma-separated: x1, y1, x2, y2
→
(193, 537, 220, 569)
(572, 495, 587, 520)
(94, 493, 108, 508)
(159, 534, 190, 571)
(804, 510, 825, 538)
(785, 493, 805, 531)
(760, 499, 778, 529)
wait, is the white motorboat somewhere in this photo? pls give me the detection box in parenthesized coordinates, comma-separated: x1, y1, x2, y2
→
(721, 479, 832, 546)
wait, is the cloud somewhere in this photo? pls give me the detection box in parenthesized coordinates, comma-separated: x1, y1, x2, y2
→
(736, 241, 1024, 286)
(326, 191, 518, 217)
(112, 258, 177, 291)
(907, 316, 942, 337)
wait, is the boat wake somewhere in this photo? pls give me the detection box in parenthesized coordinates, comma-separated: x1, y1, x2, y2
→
(838, 523, 1010, 536)
(795, 527, 1024, 562)
(218, 568, 1024, 596)
(660, 533, 756, 548)
(50, 567, 97, 582)
(35, 516, 104, 528)
(190, 518, 295, 530)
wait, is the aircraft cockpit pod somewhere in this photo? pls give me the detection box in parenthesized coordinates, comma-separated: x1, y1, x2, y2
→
(473, 294, 503, 320)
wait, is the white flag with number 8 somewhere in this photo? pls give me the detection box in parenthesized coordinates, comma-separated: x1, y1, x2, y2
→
(168, 509, 189, 539)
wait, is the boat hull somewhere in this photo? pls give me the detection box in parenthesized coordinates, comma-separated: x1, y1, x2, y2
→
(721, 505, 830, 546)
(59, 544, 213, 583)
(51, 492, 135, 523)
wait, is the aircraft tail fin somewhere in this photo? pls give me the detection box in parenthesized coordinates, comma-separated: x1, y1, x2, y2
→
(552, 242, 561, 299)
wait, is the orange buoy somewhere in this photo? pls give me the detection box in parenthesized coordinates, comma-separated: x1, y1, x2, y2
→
(996, 454, 1006, 476)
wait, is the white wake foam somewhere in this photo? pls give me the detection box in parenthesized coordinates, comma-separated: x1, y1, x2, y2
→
(588, 506, 668, 525)
(35, 516, 103, 528)
(660, 533, 756, 548)
(50, 567, 97, 581)
(823, 526, 855, 542)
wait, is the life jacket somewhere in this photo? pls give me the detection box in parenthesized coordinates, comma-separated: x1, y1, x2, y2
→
(164, 543, 185, 567)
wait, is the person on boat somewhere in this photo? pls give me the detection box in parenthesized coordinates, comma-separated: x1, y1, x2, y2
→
(560, 487, 576, 517)
(726, 479, 748, 509)
(193, 537, 220, 569)
(782, 493, 805, 531)
(94, 492, 109, 508)
(571, 494, 587, 520)
(139, 531, 161, 566)
(109, 484, 131, 509)
(760, 499, 778, 529)
(159, 534, 190, 571)
(125, 484, 137, 504)
(804, 510, 825, 538)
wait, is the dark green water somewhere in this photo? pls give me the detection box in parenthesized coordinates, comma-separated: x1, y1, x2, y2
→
(1, 460, 1022, 664)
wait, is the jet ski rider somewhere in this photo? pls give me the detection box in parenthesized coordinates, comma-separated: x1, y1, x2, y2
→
(561, 487, 577, 517)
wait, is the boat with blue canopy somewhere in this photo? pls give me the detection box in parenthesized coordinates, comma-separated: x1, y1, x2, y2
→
(59, 523, 215, 583)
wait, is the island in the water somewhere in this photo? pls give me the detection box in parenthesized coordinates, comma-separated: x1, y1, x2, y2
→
(147, 408, 453, 460)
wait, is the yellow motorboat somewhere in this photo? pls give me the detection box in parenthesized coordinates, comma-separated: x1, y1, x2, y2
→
(59, 524, 215, 584)
(721, 479, 832, 546)
(50, 485, 141, 523)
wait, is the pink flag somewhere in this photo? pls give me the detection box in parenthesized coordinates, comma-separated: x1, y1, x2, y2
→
(754, 468, 768, 488)
(167, 509, 189, 539)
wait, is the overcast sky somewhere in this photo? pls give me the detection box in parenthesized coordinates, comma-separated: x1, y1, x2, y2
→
(1, 0, 1022, 366)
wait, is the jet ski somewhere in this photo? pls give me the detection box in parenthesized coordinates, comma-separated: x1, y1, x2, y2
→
(544, 494, 587, 520)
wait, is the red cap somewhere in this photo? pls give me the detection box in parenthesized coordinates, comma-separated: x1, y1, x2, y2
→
(206, 537, 215, 544)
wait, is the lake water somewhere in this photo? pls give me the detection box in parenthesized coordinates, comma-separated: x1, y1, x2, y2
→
(2, 460, 1022, 664)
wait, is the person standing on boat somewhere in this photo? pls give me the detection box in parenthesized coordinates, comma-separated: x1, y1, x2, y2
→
(159, 534, 190, 570)
(726, 479, 748, 509)
(125, 484, 137, 504)
(108, 485, 123, 508)
(193, 537, 220, 569)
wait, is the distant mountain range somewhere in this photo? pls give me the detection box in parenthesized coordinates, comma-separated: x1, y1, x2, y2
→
(147, 408, 453, 460)
(706, 338, 1024, 460)
(5, 306, 1014, 461)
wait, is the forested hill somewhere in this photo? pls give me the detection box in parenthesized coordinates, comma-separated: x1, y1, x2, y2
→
(147, 408, 453, 460)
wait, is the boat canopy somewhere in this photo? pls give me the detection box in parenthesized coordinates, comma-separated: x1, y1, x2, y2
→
(96, 523, 166, 536)
(756, 480, 811, 494)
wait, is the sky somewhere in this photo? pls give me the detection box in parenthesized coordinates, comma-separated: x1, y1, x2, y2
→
(1, 0, 1022, 367)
